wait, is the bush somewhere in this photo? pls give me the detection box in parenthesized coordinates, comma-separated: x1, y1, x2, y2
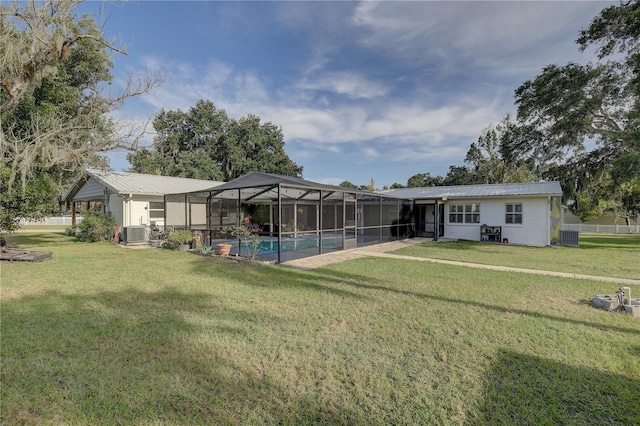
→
(167, 228, 194, 246)
(76, 211, 116, 242)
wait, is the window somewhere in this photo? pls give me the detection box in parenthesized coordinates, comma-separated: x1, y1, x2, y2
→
(465, 203, 480, 223)
(449, 204, 464, 223)
(449, 203, 480, 223)
(506, 203, 523, 224)
(149, 201, 164, 219)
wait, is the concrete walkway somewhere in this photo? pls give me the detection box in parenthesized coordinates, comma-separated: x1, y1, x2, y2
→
(282, 238, 640, 286)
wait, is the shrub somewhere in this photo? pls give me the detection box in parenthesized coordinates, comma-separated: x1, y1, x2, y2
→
(76, 211, 116, 242)
(167, 228, 194, 246)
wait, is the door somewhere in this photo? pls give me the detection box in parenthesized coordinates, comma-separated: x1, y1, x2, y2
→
(343, 197, 357, 250)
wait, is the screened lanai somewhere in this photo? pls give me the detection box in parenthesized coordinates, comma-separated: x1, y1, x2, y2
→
(165, 171, 414, 262)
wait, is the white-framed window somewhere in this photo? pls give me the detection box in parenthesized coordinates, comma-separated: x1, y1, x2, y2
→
(149, 201, 164, 220)
(449, 203, 480, 223)
(505, 203, 523, 224)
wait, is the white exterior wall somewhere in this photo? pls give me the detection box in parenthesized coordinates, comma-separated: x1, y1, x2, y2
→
(443, 197, 550, 246)
(118, 195, 166, 227)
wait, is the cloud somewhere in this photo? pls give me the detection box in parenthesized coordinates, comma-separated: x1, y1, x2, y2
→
(351, 1, 611, 75)
(297, 72, 390, 99)
(124, 53, 508, 168)
(111, 0, 614, 182)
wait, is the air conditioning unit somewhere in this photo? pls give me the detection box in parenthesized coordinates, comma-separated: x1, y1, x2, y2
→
(124, 226, 149, 243)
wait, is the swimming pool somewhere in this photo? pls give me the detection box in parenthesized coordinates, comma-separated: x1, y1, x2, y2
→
(233, 235, 343, 256)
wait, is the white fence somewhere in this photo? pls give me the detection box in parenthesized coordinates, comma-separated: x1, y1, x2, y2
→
(19, 216, 83, 227)
(562, 224, 640, 234)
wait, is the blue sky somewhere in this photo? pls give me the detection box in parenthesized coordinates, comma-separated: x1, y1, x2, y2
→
(85, 1, 613, 188)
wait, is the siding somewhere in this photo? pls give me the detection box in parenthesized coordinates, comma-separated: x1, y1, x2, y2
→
(74, 177, 106, 201)
(444, 197, 550, 246)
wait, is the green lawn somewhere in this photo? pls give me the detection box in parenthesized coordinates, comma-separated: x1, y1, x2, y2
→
(1, 232, 639, 425)
(393, 233, 640, 280)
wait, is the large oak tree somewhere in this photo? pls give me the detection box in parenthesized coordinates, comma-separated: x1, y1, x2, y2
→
(511, 0, 640, 220)
(128, 100, 303, 182)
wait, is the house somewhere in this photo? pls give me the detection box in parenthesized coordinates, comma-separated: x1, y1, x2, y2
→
(64, 168, 223, 242)
(379, 181, 563, 246)
(65, 169, 564, 257)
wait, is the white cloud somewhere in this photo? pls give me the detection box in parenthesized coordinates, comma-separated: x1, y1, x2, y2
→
(351, 1, 612, 75)
(111, 0, 613, 181)
(297, 72, 390, 99)
(125, 54, 508, 166)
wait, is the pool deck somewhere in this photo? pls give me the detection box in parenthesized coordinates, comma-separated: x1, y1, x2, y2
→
(281, 238, 430, 269)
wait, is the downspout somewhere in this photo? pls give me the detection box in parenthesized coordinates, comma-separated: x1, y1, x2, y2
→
(547, 196, 551, 246)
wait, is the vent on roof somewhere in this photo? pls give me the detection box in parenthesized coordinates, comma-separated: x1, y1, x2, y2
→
(124, 226, 148, 243)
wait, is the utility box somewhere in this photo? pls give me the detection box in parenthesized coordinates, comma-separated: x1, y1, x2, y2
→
(124, 226, 149, 243)
(559, 230, 579, 247)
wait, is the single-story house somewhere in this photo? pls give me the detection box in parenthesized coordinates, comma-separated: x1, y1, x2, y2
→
(65, 169, 565, 257)
(379, 181, 563, 246)
(166, 172, 563, 262)
(63, 168, 223, 241)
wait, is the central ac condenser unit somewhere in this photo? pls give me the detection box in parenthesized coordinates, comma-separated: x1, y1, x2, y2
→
(124, 226, 149, 243)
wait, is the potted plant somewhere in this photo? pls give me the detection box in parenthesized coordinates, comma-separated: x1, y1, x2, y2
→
(219, 225, 263, 261)
(218, 225, 254, 256)
(216, 227, 234, 256)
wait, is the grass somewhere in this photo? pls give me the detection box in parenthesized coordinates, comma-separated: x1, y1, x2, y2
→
(393, 233, 640, 280)
(1, 232, 639, 425)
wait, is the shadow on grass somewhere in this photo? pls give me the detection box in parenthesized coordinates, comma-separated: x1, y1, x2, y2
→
(312, 265, 640, 336)
(1, 288, 363, 424)
(578, 234, 640, 251)
(416, 240, 477, 251)
(480, 349, 640, 424)
(4, 232, 72, 247)
(190, 256, 378, 300)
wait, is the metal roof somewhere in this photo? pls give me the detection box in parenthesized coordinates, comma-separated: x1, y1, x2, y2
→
(378, 181, 563, 200)
(65, 168, 223, 201)
(186, 171, 400, 201)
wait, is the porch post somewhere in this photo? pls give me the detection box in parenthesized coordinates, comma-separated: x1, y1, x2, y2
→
(277, 184, 282, 263)
(319, 191, 323, 254)
(433, 201, 439, 242)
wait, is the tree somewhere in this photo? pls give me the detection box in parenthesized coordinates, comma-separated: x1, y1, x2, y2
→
(358, 178, 376, 192)
(406, 173, 444, 188)
(339, 181, 358, 189)
(441, 165, 476, 186)
(0, 0, 161, 231)
(465, 116, 536, 184)
(512, 0, 640, 218)
(128, 100, 302, 181)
